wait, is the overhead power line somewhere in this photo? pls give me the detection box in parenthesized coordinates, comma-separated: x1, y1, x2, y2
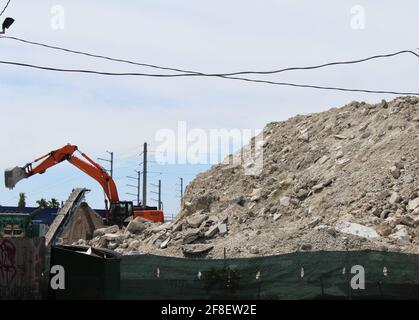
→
(3, 36, 419, 77)
(0, 59, 418, 95)
(1, 36, 419, 95)
(0, 0, 11, 17)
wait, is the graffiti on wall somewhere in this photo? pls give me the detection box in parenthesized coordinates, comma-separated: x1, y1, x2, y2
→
(0, 238, 45, 299)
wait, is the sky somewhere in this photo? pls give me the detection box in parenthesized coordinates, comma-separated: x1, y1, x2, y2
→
(0, 0, 418, 217)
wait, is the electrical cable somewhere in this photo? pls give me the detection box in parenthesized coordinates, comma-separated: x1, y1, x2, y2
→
(0, 0, 11, 17)
(0, 59, 417, 95)
(3, 36, 419, 77)
(1, 36, 419, 95)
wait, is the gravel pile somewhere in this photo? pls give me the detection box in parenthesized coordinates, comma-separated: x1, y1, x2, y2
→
(78, 96, 419, 258)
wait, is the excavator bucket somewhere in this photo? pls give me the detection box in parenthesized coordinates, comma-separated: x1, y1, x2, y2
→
(4, 166, 28, 189)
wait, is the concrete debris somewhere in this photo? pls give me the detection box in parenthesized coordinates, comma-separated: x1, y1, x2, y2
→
(279, 196, 291, 207)
(317, 155, 330, 165)
(160, 236, 171, 249)
(390, 166, 401, 179)
(335, 221, 379, 239)
(408, 197, 419, 211)
(334, 134, 347, 140)
(79, 97, 419, 258)
(389, 192, 401, 205)
(182, 244, 214, 256)
(389, 226, 411, 244)
(218, 223, 227, 235)
(125, 217, 150, 234)
(273, 213, 282, 221)
(205, 224, 219, 238)
(186, 214, 207, 228)
(182, 229, 200, 244)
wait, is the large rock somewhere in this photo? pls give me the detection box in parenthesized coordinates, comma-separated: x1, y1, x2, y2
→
(280, 196, 290, 207)
(205, 224, 219, 238)
(179, 195, 216, 219)
(389, 166, 401, 179)
(335, 221, 379, 239)
(375, 224, 393, 237)
(389, 226, 410, 244)
(389, 192, 401, 205)
(182, 244, 214, 256)
(186, 213, 207, 228)
(408, 197, 419, 211)
(93, 225, 119, 237)
(250, 188, 263, 202)
(160, 236, 171, 249)
(103, 233, 124, 243)
(182, 229, 201, 244)
(125, 217, 148, 234)
(151, 222, 172, 233)
(218, 223, 227, 235)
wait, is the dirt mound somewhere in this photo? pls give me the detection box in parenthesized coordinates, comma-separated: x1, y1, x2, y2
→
(61, 202, 104, 244)
(87, 96, 419, 258)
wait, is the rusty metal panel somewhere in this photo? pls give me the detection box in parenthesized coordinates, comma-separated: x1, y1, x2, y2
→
(0, 237, 45, 300)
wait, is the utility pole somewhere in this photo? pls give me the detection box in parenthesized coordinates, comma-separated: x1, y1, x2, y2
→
(180, 177, 184, 199)
(126, 170, 141, 206)
(142, 143, 147, 207)
(98, 150, 114, 177)
(151, 179, 162, 210)
(176, 177, 184, 207)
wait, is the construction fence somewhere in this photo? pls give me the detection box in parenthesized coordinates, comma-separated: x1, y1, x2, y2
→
(119, 250, 419, 300)
(9, 244, 418, 300)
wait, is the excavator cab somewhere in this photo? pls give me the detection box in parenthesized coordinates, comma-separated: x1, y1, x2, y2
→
(109, 201, 133, 226)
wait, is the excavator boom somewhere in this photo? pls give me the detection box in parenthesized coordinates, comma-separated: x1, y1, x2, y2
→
(4, 144, 164, 225)
(4, 144, 119, 208)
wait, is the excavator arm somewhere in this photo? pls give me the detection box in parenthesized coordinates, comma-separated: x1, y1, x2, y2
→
(4, 144, 119, 205)
(4, 143, 163, 225)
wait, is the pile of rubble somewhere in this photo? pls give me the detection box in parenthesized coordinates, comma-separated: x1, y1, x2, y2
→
(80, 96, 419, 258)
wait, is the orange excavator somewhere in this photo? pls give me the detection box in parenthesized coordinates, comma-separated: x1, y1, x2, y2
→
(4, 144, 164, 226)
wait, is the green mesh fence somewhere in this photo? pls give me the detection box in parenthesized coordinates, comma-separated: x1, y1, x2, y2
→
(120, 251, 419, 300)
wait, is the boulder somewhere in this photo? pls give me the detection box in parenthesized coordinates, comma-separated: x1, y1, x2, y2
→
(389, 192, 401, 205)
(250, 188, 263, 202)
(389, 166, 401, 179)
(218, 223, 227, 235)
(182, 244, 214, 256)
(389, 226, 410, 244)
(408, 197, 419, 211)
(125, 217, 148, 234)
(93, 225, 119, 237)
(205, 224, 219, 238)
(182, 229, 200, 244)
(334, 134, 347, 140)
(249, 246, 259, 254)
(280, 196, 291, 206)
(160, 236, 171, 249)
(186, 214, 207, 228)
(317, 155, 330, 165)
(107, 242, 118, 250)
(103, 233, 124, 243)
(375, 224, 393, 237)
(273, 213, 282, 221)
(335, 221, 379, 239)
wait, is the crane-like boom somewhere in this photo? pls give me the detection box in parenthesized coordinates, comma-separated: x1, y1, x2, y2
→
(4, 144, 164, 225)
(5, 144, 130, 225)
(5, 144, 119, 203)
